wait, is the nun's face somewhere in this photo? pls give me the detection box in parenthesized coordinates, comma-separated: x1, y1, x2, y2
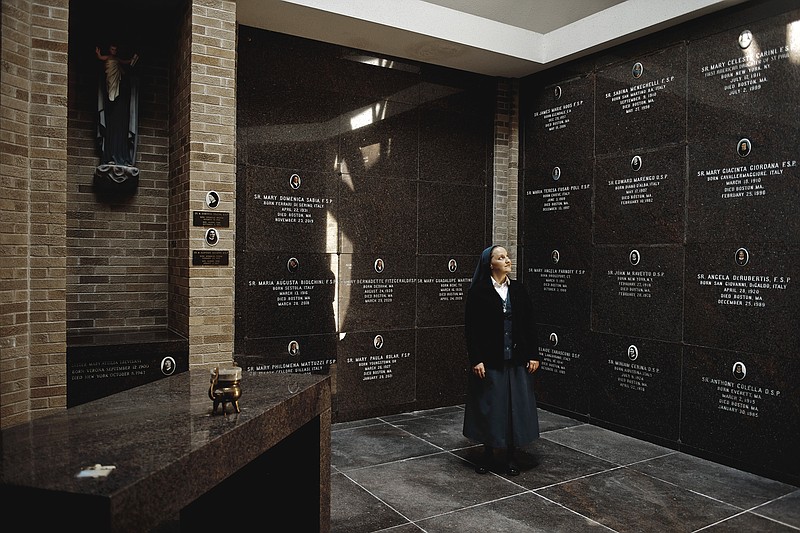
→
(490, 247, 512, 279)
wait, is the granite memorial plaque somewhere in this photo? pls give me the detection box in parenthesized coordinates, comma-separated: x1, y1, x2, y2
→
(591, 245, 683, 341)
(523, 244, 592, 329)
(236, 333, 337, 376)
(332, 50, 421, 105)
(594, 146, 686, 244)
(589, 333, 681, 442)
(596, 44, 687, 155)
(338, 176, 417, 253)
(523, 158, 593, 245)
(419, 105, 491, 184)
(239, 252, 337, 341)
(681, 345, 799, 484)
(416, 254, 473, 327)
(688, 12, 800, 146)
(534, 325, 589, 416)
(684, 242, 798, 355)
(335, 328, 416, 415)
(67, 330, 188, 407)
(415, 326, 468, 406)
(339, 96, 418, 179)
(687, 134, 799, 244)
(338, 253, 416, 332)
(242, 167, 339, 253)
(418, 181, 487, 255)
(522, 74, 594, 168)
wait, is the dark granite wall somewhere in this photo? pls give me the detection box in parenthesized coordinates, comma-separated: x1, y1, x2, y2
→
(234, 27, 495, 421)
(520, 1, 799, 485)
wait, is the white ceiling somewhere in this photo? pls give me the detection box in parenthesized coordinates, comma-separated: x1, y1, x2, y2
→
(234, 0, 749, 77)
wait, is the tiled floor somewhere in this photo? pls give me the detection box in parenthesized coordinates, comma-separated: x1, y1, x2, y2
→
(331, 405, 800, 533)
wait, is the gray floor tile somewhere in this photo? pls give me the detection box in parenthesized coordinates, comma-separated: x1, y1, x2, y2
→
(389, 409, 474, 450)
(416, 491, 614, 532)
(629, 452, 797, 509)
(754, 490, 800, 528)
(699, 511, 800, 532)
(537, 468, 740, 533)
(542, 423, 674, 465)
(332, 423, 442, 471)
(332, 472, 409, 533)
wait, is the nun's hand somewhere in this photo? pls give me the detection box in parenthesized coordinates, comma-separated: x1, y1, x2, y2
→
(527, 360, 540, 374)
(473, 362, 486, 379)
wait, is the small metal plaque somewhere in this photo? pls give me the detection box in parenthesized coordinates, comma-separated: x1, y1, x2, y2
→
(193, 211, 230, 227)
(192, 250, 229, 266)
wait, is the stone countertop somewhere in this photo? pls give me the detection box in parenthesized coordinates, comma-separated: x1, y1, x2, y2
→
(1, 369, 331, 532)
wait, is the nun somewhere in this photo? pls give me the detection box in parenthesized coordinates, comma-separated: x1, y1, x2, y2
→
(463, 245, 540, 476)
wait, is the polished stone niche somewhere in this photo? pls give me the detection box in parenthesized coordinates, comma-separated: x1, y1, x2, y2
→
(66, 330, 188, 408)
(687, 134, 799, 244)
(339, 96, 419, 180)
(687, 12, 800, 147)
(416, 255, 473, 328)
(335, 329, 416, 414)
(338, 176, 417, 253)
(594, 146, 686, 244)
(590, 333, 682, 442)
(534, 325, 588, 416)
(681, 345, 799, 484)
(523, 244, 592, 329)
(684, 243, 798, 355)
(236, 333, 338, 375)
(523, 159, 593, 245)
(239, 253, 337, 340)
(418, 181, 487, 255)
(596, 44, 687, 156)
(242, 167, 339, 253)
(591, 245, 683, 341)
(338, 253, 416, 332)
(523, 75, 594, 168)
(415, 326, 468, 405)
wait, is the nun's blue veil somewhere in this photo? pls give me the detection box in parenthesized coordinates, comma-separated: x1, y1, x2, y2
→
(470, 245, 500, 289)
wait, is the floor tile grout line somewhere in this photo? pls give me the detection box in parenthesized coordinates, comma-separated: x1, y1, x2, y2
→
(530, 490, 621, 532)
(339, 469, 417, 528)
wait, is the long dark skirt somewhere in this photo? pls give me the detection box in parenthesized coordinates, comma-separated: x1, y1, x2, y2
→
(463, 362, 540, 449)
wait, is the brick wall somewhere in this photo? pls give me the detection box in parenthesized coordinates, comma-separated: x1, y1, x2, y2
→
(493, 77, 521, 276)
(1, 0, 69, 427)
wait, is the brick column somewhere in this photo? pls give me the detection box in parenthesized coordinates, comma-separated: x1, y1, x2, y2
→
(170, 0, 236, 368)
(1, 0, 69, 427)
(493, 78, 521, 276)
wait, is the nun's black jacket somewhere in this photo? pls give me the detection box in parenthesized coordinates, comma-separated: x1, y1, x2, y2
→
(464, 278, 537, 369)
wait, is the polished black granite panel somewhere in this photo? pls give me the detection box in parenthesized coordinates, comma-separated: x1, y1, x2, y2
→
(687, 10, 800, 154)
(684, 242, 798, 355)
(591, 244, 684, 341)
(418, 66, 495, 112)
(596, 44, 687, 156)
(235, 333, 337, 375)
(338, 176, 417, 253)
(239, 252, 337, 339)
(339, 97, 418, 179)
(522, 74, 594, 168)
(1, 370, 331, 532)
(415, 254, 472, 328)
(523, 244, 592, 329)
(338, 253, 416, 332)
(687, 133, 800, 244)
(335, 329, 415, 415)
(418, 181, 487, 255)
(418, 105, 491, 184)
(331, 50, 422, 106)
(241, 166, 339, 253)
(237, 85, 342, 172)
(415, 326, 468, 406)
(681, 345, 799, 485)
(589, 333, 682, 442)
(534, 325, 589, 416)
(594, 145, 686, 244)
(67, 329, 188, 408)
(523, 159, 593, 245)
